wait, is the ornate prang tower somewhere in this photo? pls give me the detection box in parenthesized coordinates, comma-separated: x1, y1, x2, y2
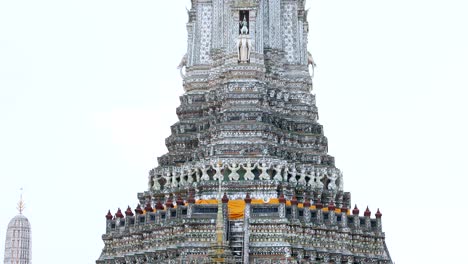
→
(97, 0, 393, 263)
(4, 196, 32, 264)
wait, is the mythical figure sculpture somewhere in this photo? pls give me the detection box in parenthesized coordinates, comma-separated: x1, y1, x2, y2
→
(200, 165, 210, 181)
(315, 169, 325, 189)
(237, 36, 252, 63)
(282, 166, 289, 182)
(171, 170, 179, 188)
(163, 171, 172, 188)
(237, 16, 252, 63)
(307, 169, 317, 188)
(258, 162, 271, 180)
(327, 168, 338, 191)
(186, 168, 195, 184)
(289, 167, 297, 183)
(179, 169, 187, 187)
(212, 163, 224, 181)
(228, 163, 241, 181)
(307, 51, 317, 78)
(242, 162, 256, 180)
(338, 170, 344, 191)
(273, 164, 283, 181)
(177, 53, 187, 79)
(148, 175, 154, 190)
(298, 168, 307, 185)
(195, 168, 201, 182)
(152, 176, 161, 191)
(240, 16, 248, 35)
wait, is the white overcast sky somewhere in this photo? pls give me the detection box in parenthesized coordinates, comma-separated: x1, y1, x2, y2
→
(1, 1, 467, 263)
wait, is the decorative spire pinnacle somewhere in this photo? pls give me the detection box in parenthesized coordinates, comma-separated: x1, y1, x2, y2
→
(125, 206, 134, 217)
(115, 208, 124, 219)
(135, 204, 144, 215)
(106, 210, 113, 220)
(222, 193, 229, 203)
(291, 195, 298, 205)
(375, 208, 382, 218)
(328, 200, 335, 211)
(352, 205, 360, 215)
(364, 206, 371, 217)
(17, 188, 25, 214)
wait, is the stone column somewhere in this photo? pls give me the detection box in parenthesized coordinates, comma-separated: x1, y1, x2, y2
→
(291, 195, 298, 220)
(303, 197, 311, 222)
(315, 199, 323, 226)
(375, 209, 383, 232)
(187, 191, 195, 218)
(279, 193, 286, 218)
(364, 207, 372, 231)
(352, 205, 360, 230)
(105, 210, 113, 233)
(222, 193, 229, 241)
(243, 193, 252, 264)
(327, 201, 336, 226)
(340, 205, 349, 229)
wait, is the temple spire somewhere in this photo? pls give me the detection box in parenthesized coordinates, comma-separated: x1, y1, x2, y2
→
(17, 188, 25, 215)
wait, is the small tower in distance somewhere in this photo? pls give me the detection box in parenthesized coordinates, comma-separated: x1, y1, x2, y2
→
(4, 193, 32, 264)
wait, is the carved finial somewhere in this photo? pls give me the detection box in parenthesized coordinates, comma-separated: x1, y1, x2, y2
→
(115, 208, 124, 219)
(279, 193, 286, 203)
(375, 208, 382, 218)
(17, 188, 25, 214)
(125, 206, 134, 217)
(341, 204, 348, 214)
(291, 195, 298, 205)
(244, 193, 252, 204)
(222, 193, 229, 203)
(328, 200, 335, 211)
(135, 204, 144, 215)
(316, 198, 323, 209)
(155, 200, 165, 210)
(188, 191, 196, 204)
(176, 194, 184, 206)
(364, 206, 371, 217)
(106, 210, 113, 220)
(145, 202, 154, 212)
(352, 205, 360, 215)
(303, 196, 311, 207)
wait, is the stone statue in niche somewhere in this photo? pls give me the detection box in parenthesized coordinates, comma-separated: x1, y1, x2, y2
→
(240, 15, 249, 35)
(237, 35, 252, 63)
(237, 14, 252, 63)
